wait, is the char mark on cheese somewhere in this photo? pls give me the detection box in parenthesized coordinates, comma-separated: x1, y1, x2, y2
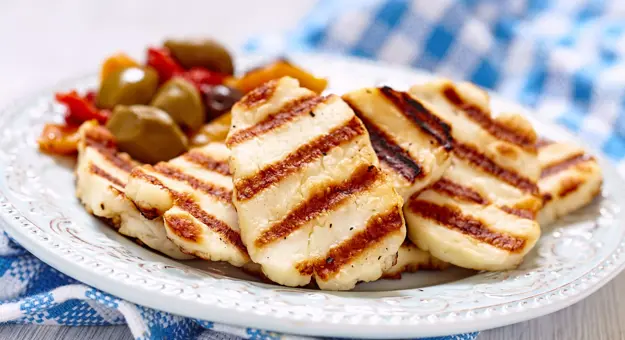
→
(172, 195, 247, 254)
(237, 79, 277, 109)
(87, 141, 135, 173)
(346, 101, 424, 182)
(254, 164, 381, 248)
(235, 117, 366, 201)
(429, 178, 535, 219)
(309, 206, 404, 280)
(89, 163, 125, 188)
(228, 95, 324, 146)
(165, 213, 202, 242)
(442, 85, 536, 151)
(408, 199, 526, 252)
(153, 163, 232, 202)
(535, 137, 554, 149)
(430, 178, 487, 204)
(557, 178, 584, 198)
(379, 86, 453, 151)
(540, 152, 594, 179)
(183, 151, 231, 176)
(453, 141, 539, 195)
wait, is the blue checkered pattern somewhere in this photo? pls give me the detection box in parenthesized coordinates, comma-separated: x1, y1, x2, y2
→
(248, 0, 625, 173)
(7, 0, 622, 338)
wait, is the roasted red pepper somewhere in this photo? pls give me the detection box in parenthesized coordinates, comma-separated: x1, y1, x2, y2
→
(55, 91, 109, 125)
(178, 67, 226, 89)
(146, 47, 184, 83)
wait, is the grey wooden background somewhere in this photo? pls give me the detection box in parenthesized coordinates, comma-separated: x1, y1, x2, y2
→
(1, 1, 624, 339)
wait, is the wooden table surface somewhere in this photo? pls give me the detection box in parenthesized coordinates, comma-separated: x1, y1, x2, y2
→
(1, 1, 624, 339)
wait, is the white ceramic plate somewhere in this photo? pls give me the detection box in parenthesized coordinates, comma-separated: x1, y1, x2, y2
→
(1, 54, 624, 339)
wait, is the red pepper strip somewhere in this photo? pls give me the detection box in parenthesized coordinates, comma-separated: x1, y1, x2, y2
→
(146, 47, 184, 83)
(55, 91, 110, 125)
(177, 67, 226, 89)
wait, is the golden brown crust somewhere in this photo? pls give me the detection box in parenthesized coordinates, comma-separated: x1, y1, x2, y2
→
(346, 101, 424, 183)
(238, 79, 278, 109)
(182, 150, 231, 176)
(227, 95, 324, 146)
(89, 163, 125, 188)
(407, 199, 527, 252)
(541, 153, 594, 178)
(234, 117, 366, 201)
(379, 87, 453, 151)
(153, 163, 232, 202)
(254, 165, 382, 248)
(442, 85, 536, 151)
(165, 213, 203, 242)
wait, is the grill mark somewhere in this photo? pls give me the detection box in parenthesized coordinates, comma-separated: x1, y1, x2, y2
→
(128, 169, 171, 219)
(442, 85, 535, 150)
(153, 163, 232, 202)
(536, 137, 554, 149)
(542, 193, 553, 205)
(541, 153, 594, 179)
(379, 87, 453, 151)
(255, 165, 381, 248)
(238, 79, 277, 108)
(313, 206, 404, 280)
(558, 178, 584, 198)
(183, 151, 231, 176)
(430, 178, 487, 204)
(345, 100, 424, 183)
(430, 178, 535, 219)
(86, 139, 135, 173)
(227, 95, 324, 146)
(173, 195, 247, 254)
(165, 214, 202, 242)
(235, 117, 366, 201)
(453, 141, 539, 195)
(89, 163, 125, 188)
(408, 199, 526, 252)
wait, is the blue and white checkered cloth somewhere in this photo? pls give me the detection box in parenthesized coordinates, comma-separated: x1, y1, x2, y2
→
(3, 0, 625, 339)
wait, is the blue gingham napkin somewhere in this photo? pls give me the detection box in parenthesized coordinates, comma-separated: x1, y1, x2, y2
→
(3, 0, 625, 339)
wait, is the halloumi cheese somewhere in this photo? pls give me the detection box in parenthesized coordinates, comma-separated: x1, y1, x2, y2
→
(125, 143, 250, 267)
(404, 80, 542, 271)
(75, 121, 192, 260)
(342, 87, 452, 199)
(537, 139, 602, 226)
(383, 241, 449, 279)
(226, 76, 406, 290)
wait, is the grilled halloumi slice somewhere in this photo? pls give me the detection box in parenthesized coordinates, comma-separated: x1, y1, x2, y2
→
(342, 87, 452, 199)
(226, 76, 406, 290)
(404, 80, 542, 271)
(537, 139, 602, 226)
(383, 242, 449, 279)
(75, 121, 191, 260)
(125, 143, 250, 267)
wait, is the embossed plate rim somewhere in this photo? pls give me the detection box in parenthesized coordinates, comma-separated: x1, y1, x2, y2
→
(1, 53, 624, 338)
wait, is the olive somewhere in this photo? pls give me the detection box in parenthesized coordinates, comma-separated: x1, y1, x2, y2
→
(164, 38, 234, 75)
(202, 85, 242, 121)
(97, 67, 159, 109)
(150, 77, 205, 132)
(106, 105, 188, 164)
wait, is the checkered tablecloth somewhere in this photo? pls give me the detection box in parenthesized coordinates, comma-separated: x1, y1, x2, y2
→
(3, 0, 625, 339)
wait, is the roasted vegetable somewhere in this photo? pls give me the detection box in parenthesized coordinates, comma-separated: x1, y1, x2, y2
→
(146, 47, 184, 83)
(106, 105, 188, 164)
(38, 123, 81, 155)
(100, 53, 139, 82)
(56, 91, 110, 125)
(202, 85, 242, 121)
(150, 77, 205, 132)
(164, 38, 234, 75)
(190, 112, 231, 146)
(227, 59, 327, 94)
(97, 67, 159, 109)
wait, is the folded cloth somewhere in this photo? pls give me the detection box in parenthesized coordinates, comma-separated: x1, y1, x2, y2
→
(4, 0, 623, 339)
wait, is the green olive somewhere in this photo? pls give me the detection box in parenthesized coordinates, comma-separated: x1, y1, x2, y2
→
(164, 38, 234, 75)
(106, 105, 188, 164)
(150, 78, 205, 132)
(97, 67, 159, 109)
